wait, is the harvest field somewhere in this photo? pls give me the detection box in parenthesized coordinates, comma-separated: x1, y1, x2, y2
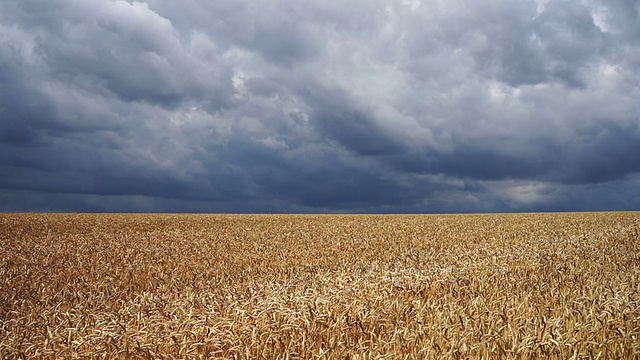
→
(1, 212, 639, 358)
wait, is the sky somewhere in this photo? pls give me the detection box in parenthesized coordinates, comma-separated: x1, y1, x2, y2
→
(0, 0, 639, 213)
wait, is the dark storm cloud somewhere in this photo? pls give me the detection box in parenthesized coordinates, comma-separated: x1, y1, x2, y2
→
(303, 85, 408, 156)
(0, 0, 639, 212)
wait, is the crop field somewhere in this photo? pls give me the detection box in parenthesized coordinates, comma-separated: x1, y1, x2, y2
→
(1, 212, 639, 359)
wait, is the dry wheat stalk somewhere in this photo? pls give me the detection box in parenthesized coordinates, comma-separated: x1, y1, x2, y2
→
(0, 212, 638, 358)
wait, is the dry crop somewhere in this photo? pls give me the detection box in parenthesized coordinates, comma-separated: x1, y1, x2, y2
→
(1, 212, 639, 359)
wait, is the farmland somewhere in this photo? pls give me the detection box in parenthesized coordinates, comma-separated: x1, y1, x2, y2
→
(1, 212, 639, 358)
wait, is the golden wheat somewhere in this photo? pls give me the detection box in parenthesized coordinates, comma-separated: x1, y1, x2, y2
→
(1, 212, 639, 358)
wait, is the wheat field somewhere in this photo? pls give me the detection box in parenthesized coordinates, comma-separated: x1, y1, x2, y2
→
(0, 212, 639, 359)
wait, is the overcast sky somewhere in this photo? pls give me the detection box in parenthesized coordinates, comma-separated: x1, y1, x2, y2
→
(1, 0, 639, 213)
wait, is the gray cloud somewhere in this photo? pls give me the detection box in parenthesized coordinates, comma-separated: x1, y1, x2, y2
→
(0, 0, 639, 213)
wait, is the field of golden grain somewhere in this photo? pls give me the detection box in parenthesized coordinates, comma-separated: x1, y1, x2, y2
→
(1, 212, 639, 359)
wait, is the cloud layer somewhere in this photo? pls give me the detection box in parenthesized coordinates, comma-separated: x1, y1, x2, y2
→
(1, 0, 639, 212)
